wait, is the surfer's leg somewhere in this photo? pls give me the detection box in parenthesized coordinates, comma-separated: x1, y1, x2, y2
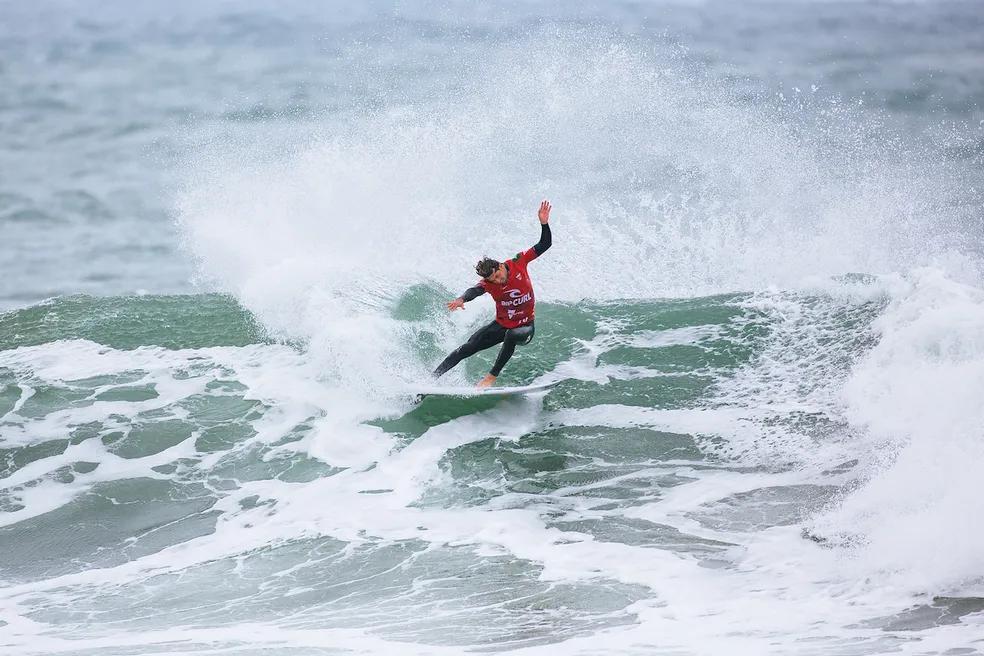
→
(433, 321, 506, 377)
(489, 323, 535, 377)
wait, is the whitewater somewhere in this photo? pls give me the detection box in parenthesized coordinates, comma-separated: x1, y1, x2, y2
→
(2, 3, 984, 654)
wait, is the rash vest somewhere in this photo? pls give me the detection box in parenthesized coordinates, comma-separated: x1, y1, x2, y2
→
(478, 248, 539, 328)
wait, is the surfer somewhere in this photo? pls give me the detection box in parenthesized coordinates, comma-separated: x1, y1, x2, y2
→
(433, 200, 553, 388)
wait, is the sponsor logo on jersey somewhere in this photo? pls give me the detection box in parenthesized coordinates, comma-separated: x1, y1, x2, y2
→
(500, 289, 532, 306)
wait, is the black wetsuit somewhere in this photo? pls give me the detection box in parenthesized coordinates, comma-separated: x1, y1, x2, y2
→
(433, 223, 551, 378)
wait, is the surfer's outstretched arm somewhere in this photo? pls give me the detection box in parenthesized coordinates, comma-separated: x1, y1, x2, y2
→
(533, 200, 552, 256)
(460, 285, 486, 302)
(532, 223, 552, 256)
(446, 285, 486, 311)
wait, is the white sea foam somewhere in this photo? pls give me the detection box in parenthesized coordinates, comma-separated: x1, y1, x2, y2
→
(810, 269, 984, 594)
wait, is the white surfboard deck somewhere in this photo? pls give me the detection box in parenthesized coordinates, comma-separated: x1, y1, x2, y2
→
(413, 380, 559, 398)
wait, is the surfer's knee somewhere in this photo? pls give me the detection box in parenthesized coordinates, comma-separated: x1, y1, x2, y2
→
(507, 325, 534, 346)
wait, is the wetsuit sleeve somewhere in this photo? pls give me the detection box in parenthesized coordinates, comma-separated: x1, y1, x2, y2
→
(533, 223, 552, 256)
(516, 224, 552, 265)
(460, 284, 486, 302)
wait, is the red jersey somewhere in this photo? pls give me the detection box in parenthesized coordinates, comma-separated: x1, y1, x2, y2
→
(479, 248, 539, 328)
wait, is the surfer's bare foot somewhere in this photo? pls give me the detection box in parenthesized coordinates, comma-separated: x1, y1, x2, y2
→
(477, 374, 497, 388)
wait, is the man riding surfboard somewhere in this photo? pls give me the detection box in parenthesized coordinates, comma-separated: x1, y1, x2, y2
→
(433, 200, 553, 388)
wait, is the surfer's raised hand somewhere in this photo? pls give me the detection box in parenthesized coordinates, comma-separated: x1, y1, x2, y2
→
(447, 298, 465, 311)
(538, 200, 551, 224)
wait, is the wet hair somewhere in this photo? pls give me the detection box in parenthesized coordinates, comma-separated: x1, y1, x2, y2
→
(475, 257, 500, 279)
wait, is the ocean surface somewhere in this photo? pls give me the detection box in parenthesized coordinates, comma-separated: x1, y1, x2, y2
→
(2, 1, 984, 654)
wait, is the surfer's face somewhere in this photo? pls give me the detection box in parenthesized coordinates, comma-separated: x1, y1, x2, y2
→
(485, 263, 508, 285)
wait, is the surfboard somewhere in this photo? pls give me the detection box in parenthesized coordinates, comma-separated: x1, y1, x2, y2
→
(412, 380, 560, 399)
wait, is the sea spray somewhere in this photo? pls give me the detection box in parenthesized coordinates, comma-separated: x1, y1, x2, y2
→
(176, 30, 974, 391)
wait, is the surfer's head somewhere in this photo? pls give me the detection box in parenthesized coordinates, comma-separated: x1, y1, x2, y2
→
(476, 257, 507, 284)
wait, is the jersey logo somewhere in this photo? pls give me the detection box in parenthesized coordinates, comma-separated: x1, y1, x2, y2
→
(501, 289, 532, 306)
